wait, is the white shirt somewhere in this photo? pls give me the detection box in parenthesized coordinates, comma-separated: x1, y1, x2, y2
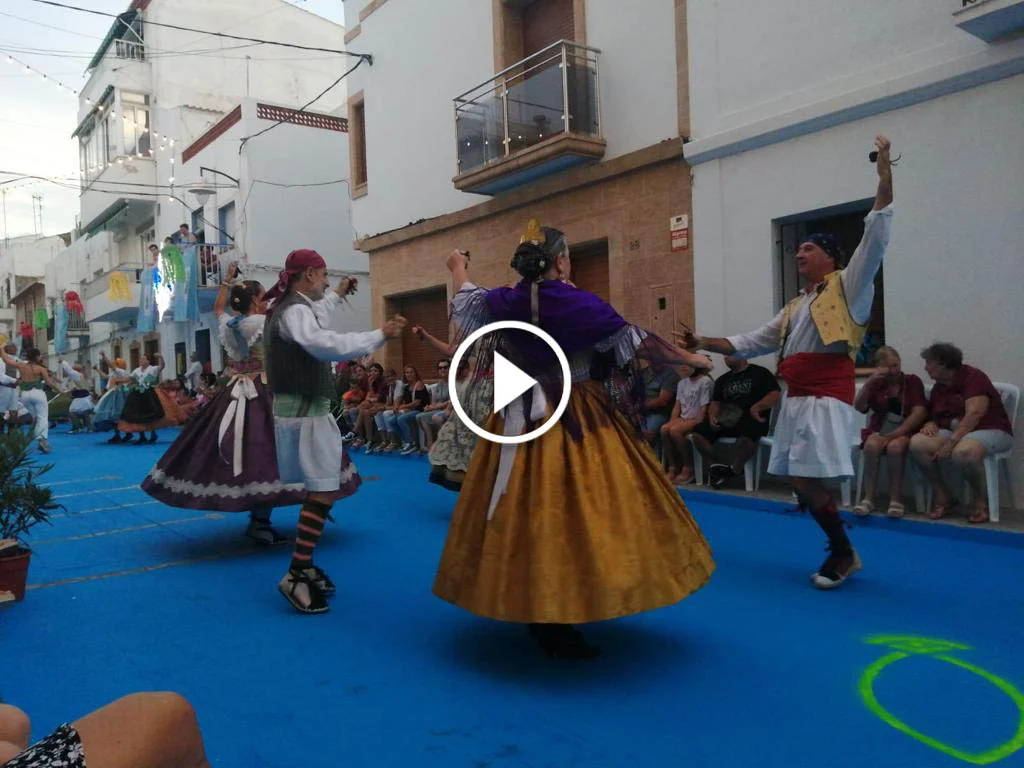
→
(0, 357, 17, 383)
(217, 314, 266, 362)
(278, 291, 385, 362)
(676, 375, 714, 420)
(184, 360, 204, 388)
(131, 365, 161, 385)
(728, 204, 893, 359)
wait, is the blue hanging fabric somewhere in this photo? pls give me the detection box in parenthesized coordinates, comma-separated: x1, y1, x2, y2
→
(173, 244, 200, 322)
(137, 265, 157, 332)
(54, 302, 69, 354)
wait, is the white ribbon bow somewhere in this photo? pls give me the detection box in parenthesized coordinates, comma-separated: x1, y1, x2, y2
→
(487, 383, 548, 521)
(218, 376, 258, 477)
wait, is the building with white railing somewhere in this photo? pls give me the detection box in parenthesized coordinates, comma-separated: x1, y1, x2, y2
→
(684, 0, 1024, 501)
(340, 0, 694, 377)
(0, 234, 69, 347)
(162, 97, 369, 375)
(65, 0, 354, 376)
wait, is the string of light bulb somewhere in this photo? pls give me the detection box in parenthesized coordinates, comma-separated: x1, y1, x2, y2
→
(2, 48, 79, 96)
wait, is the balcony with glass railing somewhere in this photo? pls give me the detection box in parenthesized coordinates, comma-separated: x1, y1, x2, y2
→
(453, 40, 604, 195)
(953, 0, 1024, 40)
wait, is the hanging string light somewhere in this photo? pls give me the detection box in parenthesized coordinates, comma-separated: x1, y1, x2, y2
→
(2, 48, 186, 151)
(2, 48, 79, 97)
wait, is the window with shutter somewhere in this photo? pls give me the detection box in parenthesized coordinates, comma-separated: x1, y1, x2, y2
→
(394, 287, 450, 381)
(522, 0, 575, 57)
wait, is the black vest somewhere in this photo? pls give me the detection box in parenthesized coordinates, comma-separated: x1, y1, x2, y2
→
(264, 292, 337, 400)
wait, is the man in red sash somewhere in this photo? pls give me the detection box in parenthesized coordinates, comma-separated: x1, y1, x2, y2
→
(681, 135, 894, 590)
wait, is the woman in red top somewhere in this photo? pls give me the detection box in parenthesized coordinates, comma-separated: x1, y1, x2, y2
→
(910, 342, 1014, 524)
(852, 347, 928, 518)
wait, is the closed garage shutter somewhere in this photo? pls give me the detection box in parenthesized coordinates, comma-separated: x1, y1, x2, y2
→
(395, 287, 449, 380)
(570, 241, 610, 304)
(522, 0, 575, 57)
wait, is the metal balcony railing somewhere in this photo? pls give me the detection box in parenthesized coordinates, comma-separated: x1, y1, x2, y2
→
(114, 39, 145, 61)
(195, 244, 239, 288)
(453, 40, 601, 177)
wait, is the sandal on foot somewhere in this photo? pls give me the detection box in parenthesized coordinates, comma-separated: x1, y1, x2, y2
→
(246, 523, 289, 546)
(306, 564, 336, 596)
(853, 498, 875, 517)
(885, 501, 905, 518)
(927, 501, 954, 520)
(278, 569, 329, 614)
(967, 504, 990, 524)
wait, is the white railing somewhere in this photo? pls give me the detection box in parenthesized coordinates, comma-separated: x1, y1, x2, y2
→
(196, 244, 239, 288)
(114, 39, 145, 62)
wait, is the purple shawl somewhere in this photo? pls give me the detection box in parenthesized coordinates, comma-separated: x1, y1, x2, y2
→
(484, 280, 626, 364)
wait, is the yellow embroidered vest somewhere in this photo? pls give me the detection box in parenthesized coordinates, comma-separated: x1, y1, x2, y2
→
(779, 270, 866, 362)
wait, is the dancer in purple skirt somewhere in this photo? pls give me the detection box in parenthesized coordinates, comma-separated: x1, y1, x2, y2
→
(141, 262, 303, 544)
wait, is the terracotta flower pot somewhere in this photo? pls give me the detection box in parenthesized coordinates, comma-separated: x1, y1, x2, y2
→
(0, 547, 31, 602)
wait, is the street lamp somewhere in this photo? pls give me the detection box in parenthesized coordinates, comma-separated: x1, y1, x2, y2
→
(186, 167, 240, 204)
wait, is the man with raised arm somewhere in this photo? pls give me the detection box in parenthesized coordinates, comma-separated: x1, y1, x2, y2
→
(679, 135, 895, 590)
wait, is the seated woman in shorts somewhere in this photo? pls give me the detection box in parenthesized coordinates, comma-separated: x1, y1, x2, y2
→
(910, 342, 1014, 524)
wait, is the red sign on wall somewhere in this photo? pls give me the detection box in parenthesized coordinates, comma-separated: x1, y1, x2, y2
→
(670, 214, 689, 253)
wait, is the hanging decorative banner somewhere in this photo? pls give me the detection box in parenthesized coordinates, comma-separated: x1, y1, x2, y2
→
(172, 244, 200, 323)
(32, 308, 49, 331)
(137, 266, 157, 333)
(54, 303, 69, 355)
(108, 272, 132, 301)
(64, 290, 84, 315)
(160, 244, 186, 286)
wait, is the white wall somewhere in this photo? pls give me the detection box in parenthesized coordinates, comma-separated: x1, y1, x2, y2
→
(686, 0, 1024, 166)
(0, 235, 66, 279)
(690, 75, 1024, 496)
(348, 0, 682, 238)
(147, 0, 347, 115)
(587, 0, 679, 155)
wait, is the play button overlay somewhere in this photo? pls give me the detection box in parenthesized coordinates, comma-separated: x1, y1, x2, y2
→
(448, 320, 571, 445)
(493, 351, 538, 412)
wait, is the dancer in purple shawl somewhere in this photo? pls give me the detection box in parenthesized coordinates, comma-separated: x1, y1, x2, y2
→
(433, 219, 716, 660)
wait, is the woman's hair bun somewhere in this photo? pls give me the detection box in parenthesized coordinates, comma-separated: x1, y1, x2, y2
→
(510, 225, 567, 281)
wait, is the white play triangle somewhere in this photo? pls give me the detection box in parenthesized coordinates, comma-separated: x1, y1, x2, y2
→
(492, 351, 539, 413)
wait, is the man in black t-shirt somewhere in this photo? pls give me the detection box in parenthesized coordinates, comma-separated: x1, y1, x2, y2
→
(691, 357, 780, 487)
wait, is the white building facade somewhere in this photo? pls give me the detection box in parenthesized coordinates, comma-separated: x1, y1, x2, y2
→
(342, 0, 696, 376)
(0, 234, 69, 347)
(685, 0, 1024, 500)
(69, 0, 357, 374)
(166, 98, 370, 375)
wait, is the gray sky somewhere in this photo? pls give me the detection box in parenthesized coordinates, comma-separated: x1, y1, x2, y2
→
(0, 0, 345, 241)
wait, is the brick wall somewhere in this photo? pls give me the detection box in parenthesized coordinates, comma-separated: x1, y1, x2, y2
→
(367, 153, 694, 371)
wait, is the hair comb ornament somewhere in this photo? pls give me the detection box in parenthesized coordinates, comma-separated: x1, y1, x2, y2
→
(521, 218, 544, 245)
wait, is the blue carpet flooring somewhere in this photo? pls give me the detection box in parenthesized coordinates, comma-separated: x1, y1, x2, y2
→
(2, 425, 1023, 768)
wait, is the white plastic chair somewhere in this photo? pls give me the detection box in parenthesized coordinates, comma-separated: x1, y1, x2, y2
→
(690, 435, 755, 491)
(915, 382, 1019, 523)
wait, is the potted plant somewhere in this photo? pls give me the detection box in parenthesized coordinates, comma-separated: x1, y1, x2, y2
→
(0, 430, 61, 603)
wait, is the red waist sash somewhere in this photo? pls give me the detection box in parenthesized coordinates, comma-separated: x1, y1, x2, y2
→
(778, 353, 855, 405)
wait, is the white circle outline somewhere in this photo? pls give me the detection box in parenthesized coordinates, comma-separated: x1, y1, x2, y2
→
(448, 320, 572, 445)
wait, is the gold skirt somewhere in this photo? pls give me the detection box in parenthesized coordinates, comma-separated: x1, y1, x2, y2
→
(433, 381, 715, 624)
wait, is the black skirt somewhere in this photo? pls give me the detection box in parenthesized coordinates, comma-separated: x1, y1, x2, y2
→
(119, 388, 165, 426)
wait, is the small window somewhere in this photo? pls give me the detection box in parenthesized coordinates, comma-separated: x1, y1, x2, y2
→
(350, 96, 368, 192)
(776, 204, 885, 366)
(121, 92, 150, 157)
